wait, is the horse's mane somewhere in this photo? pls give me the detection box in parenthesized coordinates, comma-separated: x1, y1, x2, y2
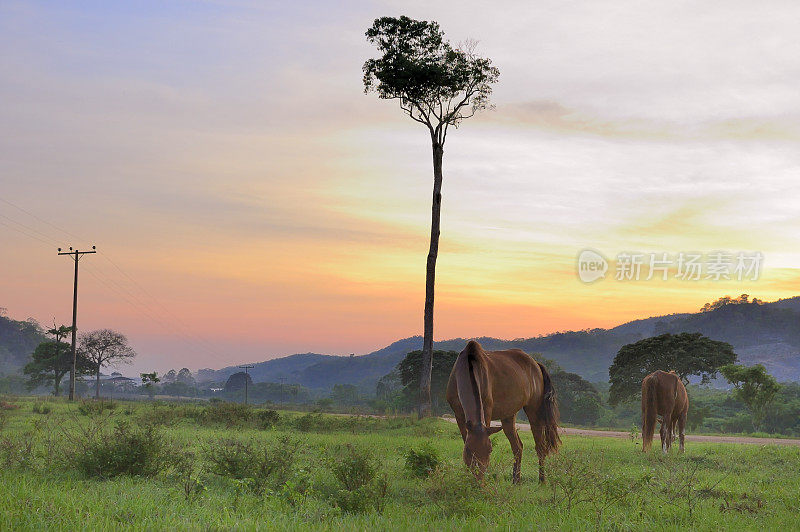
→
(455, 340, 486, 429)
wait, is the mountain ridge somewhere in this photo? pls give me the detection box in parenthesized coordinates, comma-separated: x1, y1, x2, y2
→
(212, 297, 800, 389)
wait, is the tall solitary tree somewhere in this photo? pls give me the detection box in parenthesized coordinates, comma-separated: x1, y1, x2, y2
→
(78, 329, 136, 399)
(363, 16, 499, 416)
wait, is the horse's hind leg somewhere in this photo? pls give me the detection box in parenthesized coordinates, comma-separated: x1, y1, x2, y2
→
(677, 414, 686, 453)
(660, 413, 672, 454)
(501, 417, 523, 484)
(523, 406, 546, 483)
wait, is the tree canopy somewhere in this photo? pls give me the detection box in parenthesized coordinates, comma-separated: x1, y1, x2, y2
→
(608, 332, 737, 405)
(363, 16, 499, 145)
(700, 294, 763, 313)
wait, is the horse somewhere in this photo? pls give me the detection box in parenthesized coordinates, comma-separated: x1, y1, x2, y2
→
(445, 340, 560, 483)
(641, 370, 688, 453)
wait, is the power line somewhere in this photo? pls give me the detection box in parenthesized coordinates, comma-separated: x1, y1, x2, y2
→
(1, 200, 230, 368)
(0, 219, 54, 245)
(0, 197, 84, 241)
(0, 213, 61, 244)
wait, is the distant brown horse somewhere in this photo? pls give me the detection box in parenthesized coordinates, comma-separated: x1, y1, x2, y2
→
(641, 370, 688, 453)
(446, 340, 560, 483)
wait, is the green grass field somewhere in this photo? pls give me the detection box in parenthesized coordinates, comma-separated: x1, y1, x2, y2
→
(1, 397, 799, 531)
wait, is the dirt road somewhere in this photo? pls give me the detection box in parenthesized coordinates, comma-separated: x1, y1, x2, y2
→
(441, 417, 800, 447)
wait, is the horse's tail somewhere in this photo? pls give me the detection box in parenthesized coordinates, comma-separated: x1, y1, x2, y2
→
(641, 374, 658, 452)
(455, 340, 485, 428)
(536, 362, 561, 455)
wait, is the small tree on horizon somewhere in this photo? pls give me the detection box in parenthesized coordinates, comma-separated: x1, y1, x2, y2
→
(140, 372, 159, 399)
(78, 329, 136, 399)
(363, 16, 499, 416)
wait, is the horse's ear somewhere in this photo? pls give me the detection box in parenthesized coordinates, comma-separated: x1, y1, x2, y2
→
(486, 425, 503, 435)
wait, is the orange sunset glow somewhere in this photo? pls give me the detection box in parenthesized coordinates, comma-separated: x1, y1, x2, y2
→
(2, 1, 799, 374)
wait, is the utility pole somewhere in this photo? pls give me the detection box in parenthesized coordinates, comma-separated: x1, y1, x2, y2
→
(238, 364, 254, 405)
(58, 246, 96, 400)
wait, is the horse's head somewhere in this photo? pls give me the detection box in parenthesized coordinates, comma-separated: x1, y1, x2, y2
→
(463, 421, 502, 478)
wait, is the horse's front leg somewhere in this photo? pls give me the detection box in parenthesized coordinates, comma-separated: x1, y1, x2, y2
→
(501, 418, 523, 484)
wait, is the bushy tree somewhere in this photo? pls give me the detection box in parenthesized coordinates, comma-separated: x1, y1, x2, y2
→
(224, 371, 252, 393)
(176, 368, 195, 386)
(23, 325, 91, 396)
(364, 16, 499, 416)
(331, 383, 361, 405)
(551, 369, 602, 426)
(720, 363, 780, 431)
(396, 350, 459, 414)
(608, 333, 736, 405)
(140, 372, 159, 399)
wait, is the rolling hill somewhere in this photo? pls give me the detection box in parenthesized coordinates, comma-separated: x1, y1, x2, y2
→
(0, 312, 46, 375)
(213, 298, 800, 390)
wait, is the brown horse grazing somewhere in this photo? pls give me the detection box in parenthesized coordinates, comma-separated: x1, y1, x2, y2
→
(641, 370, 688, 453)
(446, 340, 560, 483)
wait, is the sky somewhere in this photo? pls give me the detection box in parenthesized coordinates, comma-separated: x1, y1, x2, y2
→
(1, 0, 799, 375)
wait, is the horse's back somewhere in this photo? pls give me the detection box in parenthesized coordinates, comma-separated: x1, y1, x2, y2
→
(642, 370, 688, 417)
(446, 346, 542, 421)
(485, 349, 542, 418)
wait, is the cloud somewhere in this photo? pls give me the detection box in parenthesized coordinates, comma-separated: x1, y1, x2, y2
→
(494, 100, 800, 142)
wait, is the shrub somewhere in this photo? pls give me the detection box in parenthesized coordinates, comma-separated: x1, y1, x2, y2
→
(136, 404, 194, 426)
(425, 463, 491, 517)
(77, 400, 116, 416)
(328, 444, 388, 513)
(256, 409, 280, 429)
(32, 402, 52, 415)
(403, 443, 441, 478)
(201, 402, 252, 427)
(0, 434, 34, 469)
(75, 421, 173, 478)
(204, 438, 252, 480)
(204, 435, 300, 493)
(295, 411, 327, 432)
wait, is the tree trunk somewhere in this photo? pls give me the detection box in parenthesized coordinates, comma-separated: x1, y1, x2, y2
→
(54, 373, 60, 397)
(419, 141, 444, 417)
(95, 367, 101, 399)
